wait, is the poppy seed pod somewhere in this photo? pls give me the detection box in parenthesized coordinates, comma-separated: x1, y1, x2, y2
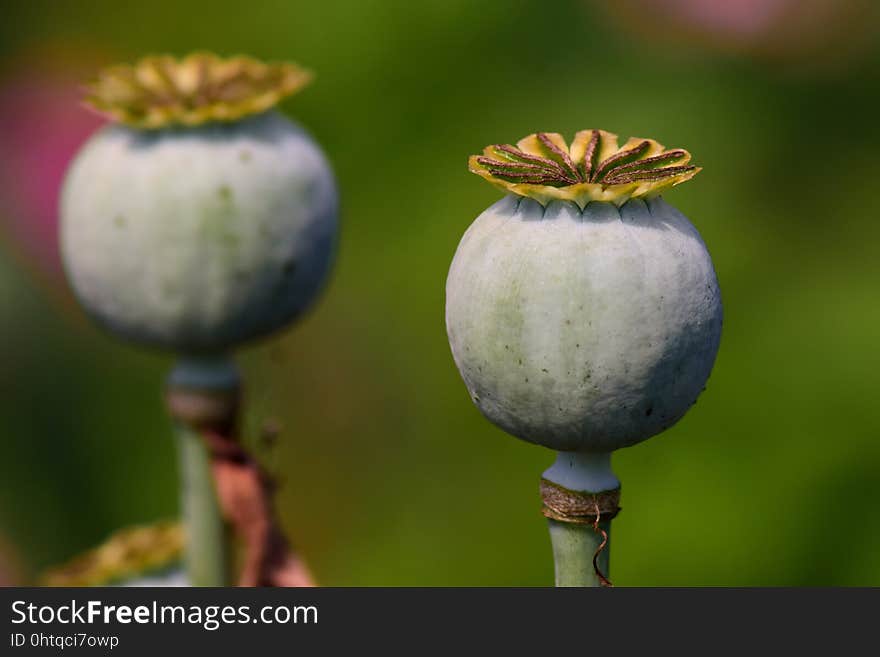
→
(60, 53, 338, 352)
(447, 129, 721, 586)
(446, 129, 721, 475)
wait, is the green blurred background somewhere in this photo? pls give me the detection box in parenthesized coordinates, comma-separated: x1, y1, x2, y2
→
(1, 0, 879, 586)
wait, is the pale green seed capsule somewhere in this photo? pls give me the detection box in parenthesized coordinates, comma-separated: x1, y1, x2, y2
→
(447, 130, 721, 456)
(61, 53, 336, 353)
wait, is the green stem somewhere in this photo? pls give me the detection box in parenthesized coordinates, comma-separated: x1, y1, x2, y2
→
(543, 451, 619, 588)
(176, 422, 229, 586)
(167, 357, 240, 587)
(548, 518, 611, 587)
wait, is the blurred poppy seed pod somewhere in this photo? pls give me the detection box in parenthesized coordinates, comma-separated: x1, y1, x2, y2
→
(60, 53, 338, 352)
(446, 130, 722, 585)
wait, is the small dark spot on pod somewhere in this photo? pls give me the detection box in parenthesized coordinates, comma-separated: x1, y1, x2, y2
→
(217, 185, 233, 201)
(282, 259, 297, 276)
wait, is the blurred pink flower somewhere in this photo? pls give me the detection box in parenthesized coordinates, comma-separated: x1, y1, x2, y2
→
(0, 53, 105, 280)
(598, 0, 878, 69)
(628, 0, 791, 40)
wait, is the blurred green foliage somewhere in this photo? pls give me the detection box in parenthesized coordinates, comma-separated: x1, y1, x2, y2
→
(1, 0, 879, 585)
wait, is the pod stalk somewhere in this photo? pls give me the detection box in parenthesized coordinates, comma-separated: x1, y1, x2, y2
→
(167, 357, 240, 587)
(547, 518, 612, 588)
(542, 451, 621, 587)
